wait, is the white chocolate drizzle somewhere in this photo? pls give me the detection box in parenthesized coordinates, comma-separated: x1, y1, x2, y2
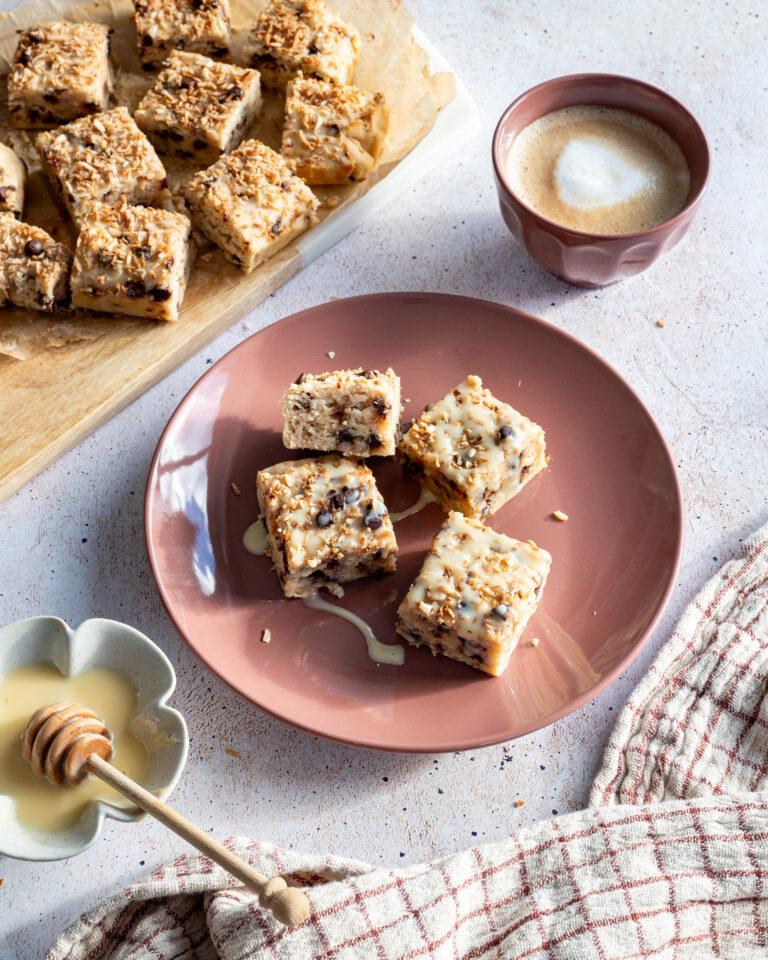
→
(390, 486, 436, 523)
(243, 518, 269, 555)
(303, 594, 405, 666)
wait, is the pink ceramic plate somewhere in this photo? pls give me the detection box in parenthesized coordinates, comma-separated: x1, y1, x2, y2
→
(145, 293, 683, 752)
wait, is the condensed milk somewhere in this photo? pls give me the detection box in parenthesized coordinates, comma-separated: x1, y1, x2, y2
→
(0, 664, 147, 831)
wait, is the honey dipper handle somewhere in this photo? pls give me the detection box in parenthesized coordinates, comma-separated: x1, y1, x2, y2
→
(87, 755, 310, 927)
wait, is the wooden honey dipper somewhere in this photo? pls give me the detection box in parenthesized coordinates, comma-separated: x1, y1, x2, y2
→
(22, 701, 310, 928)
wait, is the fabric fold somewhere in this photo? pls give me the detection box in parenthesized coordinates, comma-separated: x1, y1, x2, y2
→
(47, 522, 768, 960)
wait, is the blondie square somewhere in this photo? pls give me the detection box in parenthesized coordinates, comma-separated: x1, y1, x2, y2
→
(36, 107, 169, 229)
(242, 0, 359, 90)
(396, 512, 551, 676)
(256, 455, 398, 598)
(282, 75, 388, 184)
(70, 199, 193, 321)
(184, 138, 318, 272)
(8, 21, 113, 129)
(282, 367, 401, 457)
(134, 51, 261, 163)
(133, 0, 232, 70)
(0, 214, 71, 312)
(398, 375, 547, 520)
(0, 144, 26, 217)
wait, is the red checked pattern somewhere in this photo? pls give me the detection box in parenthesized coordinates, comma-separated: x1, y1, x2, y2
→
(47, 523, 768, 960)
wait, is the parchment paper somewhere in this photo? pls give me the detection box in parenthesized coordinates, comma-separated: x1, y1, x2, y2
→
(0, 0, 454, 358)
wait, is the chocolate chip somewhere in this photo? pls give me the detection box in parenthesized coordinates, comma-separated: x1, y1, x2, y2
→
(176, 38, 186, 49)
(168, 130, 184, 142)
(142, 34, 153, 46)
(497, 424, 513, 442)
(363, 508, 383, 530)
(193, 138, 207, 150)
(316, 510, 333, 528)
(141, 63, 155, 72)
(342, 486, 360, 505)
(26, 31, 42, 43)
(125, 279, 146, 298)
(307, 42, 319, 54)
(190, 0, 202, 8)
(294, 372, 305, 384)
(43, 92, 58, 104)
(176, 150, 194, 159)
(372, 397, 389, 415)
(160, 177, 169, 189)
(150, 288, 171, 302)
(84, 102, 99, 114)
(224, 85, 244, 101)
(338, 429, 354, 443)
(327, 123, 340, 136)
(24, 238, 43, 257)
(180, 76, 194, 89)
(367, 434, 382, 449)
(270, 218, 282, 236)
(328, 493, 345, 511)
(18, 48, 33, 66)
(360, 369, 374, 379)
(493, 604, 509, 619)
(212, 45, 228, 57)
(0, 186, 13, 203)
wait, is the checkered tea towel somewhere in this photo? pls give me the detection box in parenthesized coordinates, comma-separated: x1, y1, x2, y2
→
(48, 522, 768, 960)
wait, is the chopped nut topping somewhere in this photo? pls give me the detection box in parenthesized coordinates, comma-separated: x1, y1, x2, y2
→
(134, 0, 232, 66)
(37, 107, 168, 227)
(243, 0, 360, 90)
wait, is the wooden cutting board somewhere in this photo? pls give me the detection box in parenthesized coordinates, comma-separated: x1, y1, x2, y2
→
(0, 0, 460, 502)
(0, 248, 300, 502)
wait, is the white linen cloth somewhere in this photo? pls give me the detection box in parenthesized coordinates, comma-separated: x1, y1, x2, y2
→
(47, 522, 768, 959)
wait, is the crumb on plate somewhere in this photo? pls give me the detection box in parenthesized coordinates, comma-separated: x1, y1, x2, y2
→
(261, 627, 271, 643)
(230, 481, 242, 496)
(552, 510, 569, 522)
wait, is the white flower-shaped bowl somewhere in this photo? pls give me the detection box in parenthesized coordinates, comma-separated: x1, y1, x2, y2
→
(0, 616, 188, 861)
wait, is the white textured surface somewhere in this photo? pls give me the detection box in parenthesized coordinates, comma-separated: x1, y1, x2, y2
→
(1, 1, 766, 955)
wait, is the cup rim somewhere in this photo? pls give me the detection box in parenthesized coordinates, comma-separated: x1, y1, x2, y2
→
(492, 72, 711, 242)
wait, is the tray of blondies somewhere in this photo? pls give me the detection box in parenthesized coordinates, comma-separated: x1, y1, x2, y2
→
(0, 0, 474, 501)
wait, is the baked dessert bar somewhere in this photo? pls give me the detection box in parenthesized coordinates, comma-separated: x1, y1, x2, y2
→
(256, 455, 397, 598)
(282, 75, 388, 184)
(242, 0, 360, 90)
(134, 51, 261, 164)
(133, 0, 232, 71)
(184, 138, 318, 272)
(70, 199, 193, 321)
(36, 107, 169, 229)
(398, 375, 547, 520)
(0, 144, 26, 217)
(282, 368, 401, 457)
(0, 214, 71, 312)
(396, 512, 551, 676)
(8, 21, 113, 129)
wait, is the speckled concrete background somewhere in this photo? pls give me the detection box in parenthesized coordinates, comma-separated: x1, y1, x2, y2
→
(1, 1, 766, 955)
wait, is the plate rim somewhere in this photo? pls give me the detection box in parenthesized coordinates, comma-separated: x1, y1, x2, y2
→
(144, 291, 685, 753)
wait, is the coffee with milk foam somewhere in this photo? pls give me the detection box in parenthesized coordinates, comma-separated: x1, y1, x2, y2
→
(505, 106, 691, 235)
